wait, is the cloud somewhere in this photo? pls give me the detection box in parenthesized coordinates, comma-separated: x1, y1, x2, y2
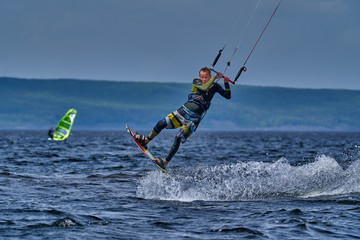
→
(316, 0, 347, 13)
(291, 0, 347, 15)
(338, 28, 360, 51)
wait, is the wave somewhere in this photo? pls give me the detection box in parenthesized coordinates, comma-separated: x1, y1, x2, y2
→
(137, 155, 360, 201)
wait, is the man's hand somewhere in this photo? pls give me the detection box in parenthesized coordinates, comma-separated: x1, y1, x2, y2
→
(215, 72, 224, 79)
(224, 76, 230, 83)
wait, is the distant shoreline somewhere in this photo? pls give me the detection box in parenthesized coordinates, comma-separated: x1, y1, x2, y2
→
(1, 77, 360, 131)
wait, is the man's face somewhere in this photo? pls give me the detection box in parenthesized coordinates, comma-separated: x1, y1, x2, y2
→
(199, 70, 211, 84)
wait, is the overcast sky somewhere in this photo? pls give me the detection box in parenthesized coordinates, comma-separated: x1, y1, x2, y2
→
(1, 0, 359, 89)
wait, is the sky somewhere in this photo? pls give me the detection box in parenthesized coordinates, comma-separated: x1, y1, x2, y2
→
(1, 0, 359, 90)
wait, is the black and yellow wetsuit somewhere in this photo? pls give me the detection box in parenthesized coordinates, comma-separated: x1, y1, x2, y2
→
(148, 76, 231, 162)
(186, 76, 231, 116)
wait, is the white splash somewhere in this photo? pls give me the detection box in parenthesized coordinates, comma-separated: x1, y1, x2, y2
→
(136, 155, 360, 201)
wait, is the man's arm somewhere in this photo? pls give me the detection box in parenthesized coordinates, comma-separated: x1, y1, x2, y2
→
(216, 82, 231, 99)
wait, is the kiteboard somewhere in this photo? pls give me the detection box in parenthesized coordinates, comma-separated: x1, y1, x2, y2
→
(125, 124, 166, 173)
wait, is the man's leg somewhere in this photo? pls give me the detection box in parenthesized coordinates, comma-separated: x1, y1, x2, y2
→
(165, 125, 192, 162)
(135, 118, 168, 146)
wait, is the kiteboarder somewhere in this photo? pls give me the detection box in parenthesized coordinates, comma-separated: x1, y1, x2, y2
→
(135, 67, 231, 170)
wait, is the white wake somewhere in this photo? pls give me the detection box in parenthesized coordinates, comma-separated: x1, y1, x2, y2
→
(137, 155, 360, 201)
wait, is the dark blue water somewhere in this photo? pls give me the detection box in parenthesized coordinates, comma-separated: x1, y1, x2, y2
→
(1, 130, 360, 239)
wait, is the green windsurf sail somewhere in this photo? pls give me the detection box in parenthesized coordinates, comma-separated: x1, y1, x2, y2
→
(52, 108, 77, 141)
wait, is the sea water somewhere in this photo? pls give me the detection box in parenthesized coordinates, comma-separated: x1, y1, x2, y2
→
(1, 130, 360, 239)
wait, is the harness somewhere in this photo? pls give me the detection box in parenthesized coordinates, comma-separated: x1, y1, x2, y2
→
(187, 82, 216, 112)
(187, 94, 209, 112)
(178, 105, 202, 123)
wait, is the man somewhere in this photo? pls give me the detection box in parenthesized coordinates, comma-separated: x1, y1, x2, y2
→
(136, 67, 231, 169)
(48, 127, 54, 139)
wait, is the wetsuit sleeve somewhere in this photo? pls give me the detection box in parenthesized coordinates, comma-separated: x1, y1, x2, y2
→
(216, 82, 231, 99)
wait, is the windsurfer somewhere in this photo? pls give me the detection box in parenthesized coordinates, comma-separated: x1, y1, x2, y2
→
(48, 127, 54, 139)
